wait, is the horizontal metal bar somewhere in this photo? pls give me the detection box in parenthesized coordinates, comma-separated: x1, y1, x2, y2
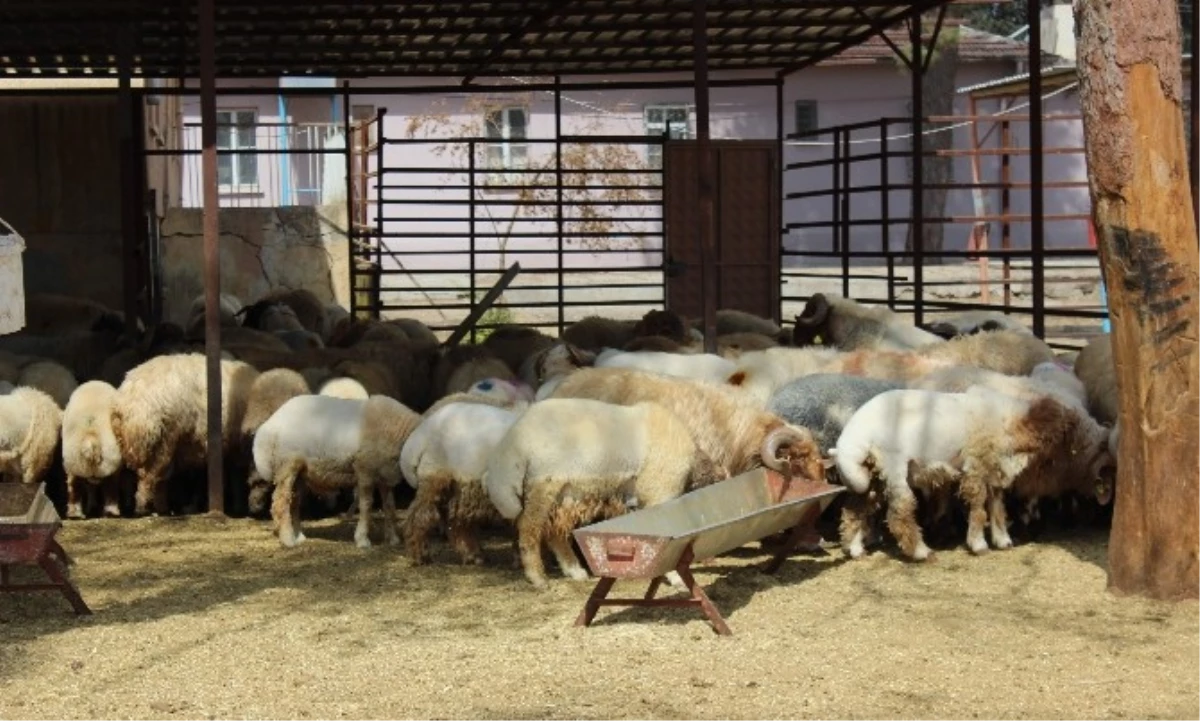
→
(780, 248, 1099, 258)
(372, 265, 665, 275)
(785, 213, 1091, 229)
(785, 180, 1089, 199)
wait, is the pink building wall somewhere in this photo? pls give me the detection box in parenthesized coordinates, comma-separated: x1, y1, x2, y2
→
(175, 61, 1133, 278)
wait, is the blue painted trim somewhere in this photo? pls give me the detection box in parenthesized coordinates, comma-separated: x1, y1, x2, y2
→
(278, 93, 292, 205)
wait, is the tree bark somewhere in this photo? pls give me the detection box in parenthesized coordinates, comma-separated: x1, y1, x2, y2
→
(905, 25, 960, 262)
(1076, 0, 1200, 601)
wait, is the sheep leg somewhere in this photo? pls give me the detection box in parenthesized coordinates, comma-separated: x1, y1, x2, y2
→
(958, 474, 991, 555)
(839, 491, 881, 559)
(270, 461, 305, 548)
(545, 531, 589, 581)
(516, 490, 554, 588)
(101, 476, 122, 518)
(884, 473, 932, 561)
(65, 474, 86, 520)
(403, 481, 444, 565)
(133, 461, 170, 517)
(988, 488, 1014, 550)
(446, 484, 487, 565)
(353, 476, 375, 549)
(379, 482, 400, 547)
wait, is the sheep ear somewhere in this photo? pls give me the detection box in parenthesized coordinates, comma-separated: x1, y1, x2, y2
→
(727, 371, 746, 386)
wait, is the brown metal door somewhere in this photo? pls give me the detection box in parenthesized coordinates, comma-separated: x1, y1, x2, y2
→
(663, 140, 780, 323)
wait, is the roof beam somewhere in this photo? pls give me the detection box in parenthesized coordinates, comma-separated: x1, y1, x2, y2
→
(460, 0, 576, 85)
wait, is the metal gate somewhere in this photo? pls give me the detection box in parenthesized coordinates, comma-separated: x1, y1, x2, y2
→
(662, 139, 781, 323)
(349, 113, 669, 339)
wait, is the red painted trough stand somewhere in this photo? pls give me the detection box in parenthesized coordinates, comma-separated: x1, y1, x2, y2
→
(0, 482, 91, 615)
(572, 468, 842, 636)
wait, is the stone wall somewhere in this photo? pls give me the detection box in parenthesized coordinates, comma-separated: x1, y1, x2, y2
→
(159, 205, 350, 327)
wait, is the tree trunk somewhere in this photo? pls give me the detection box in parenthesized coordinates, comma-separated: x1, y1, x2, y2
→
(1077, 0, 1200, 601)
(905, 25, 961, 262)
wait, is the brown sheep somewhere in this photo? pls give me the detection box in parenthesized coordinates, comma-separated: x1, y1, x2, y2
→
(481, 325, 556, 376)
(548, 367, 826, 483)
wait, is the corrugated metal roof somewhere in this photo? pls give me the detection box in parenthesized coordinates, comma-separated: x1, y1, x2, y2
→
(819, 25, 1032, 67)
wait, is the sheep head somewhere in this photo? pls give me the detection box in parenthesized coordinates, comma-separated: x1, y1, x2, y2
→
(632, 309, 689, 344)
(760, 423, 826, 483)
(791, 294, 832, 347)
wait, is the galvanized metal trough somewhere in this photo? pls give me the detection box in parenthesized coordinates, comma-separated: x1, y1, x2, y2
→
(0, 482, 91, 615)
(572, 468, 842, 635)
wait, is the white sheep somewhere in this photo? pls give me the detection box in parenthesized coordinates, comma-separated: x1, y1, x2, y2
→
(61, 380, 124, 519)
(110, 353, 260, 515)
(0, 385, 63, 486)
(593, 348, 737, 384)
(253, 393, 422, 549)
(318, 376, 370, 400)
(400, 393, 528, 565)
(483, 397, 727, 587)
(834, 386, 1115, 561)
(907, 363, 1087, 412)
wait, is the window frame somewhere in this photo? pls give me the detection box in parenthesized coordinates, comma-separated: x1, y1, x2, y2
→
(793, 99, 819, 137)
(215, 108, 260, 193)
(643, 103, 693, 169)
(483, 105, 529, 188)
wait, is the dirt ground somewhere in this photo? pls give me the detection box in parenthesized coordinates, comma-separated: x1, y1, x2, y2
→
(1, 514, 1196, 720)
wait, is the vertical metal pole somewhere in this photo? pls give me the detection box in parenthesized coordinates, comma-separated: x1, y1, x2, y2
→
(198, 0, 224, 516)
(1028, 0, 1046, 337)
(881, 118, 895, 309)
(555, 76, 566, 335)
(468, 140, 477, 343)
(117, 25, 141, 336)
(831, 127, 841, 256)
(1191, 9, 1198, 236)
(1001, 116, 1014, 307)
(840, 129, 851, 298)
(693, 0, 718, 354)
(909, 10, 925, 327)
(374, 108, 387, 318)
(775, 77, 785, 324)
(343, 82, 358, 319)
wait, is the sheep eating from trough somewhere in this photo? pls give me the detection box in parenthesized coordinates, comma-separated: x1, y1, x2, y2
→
(548, 367, 827, 485)
(482, 397, 728, 587)
(253, 393, 422, 549)
(833, 387, 1115, 561)
(766, 373, 903, 452)
(592, 348, 737, 384)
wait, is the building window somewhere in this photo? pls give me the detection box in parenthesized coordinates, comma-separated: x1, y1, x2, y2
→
(216, 109, 259, 191)
(794, 100, 819, 136)
(484, 106, 528, 185)
(644, 104, 692, 168)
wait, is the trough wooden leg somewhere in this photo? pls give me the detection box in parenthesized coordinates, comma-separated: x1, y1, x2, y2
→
(38, 554, 91, 616)
(673, 549, 732, 637)
(48, 539, 74, 567)
(574, 577, 616, 628)
(643, 576, 664, 600)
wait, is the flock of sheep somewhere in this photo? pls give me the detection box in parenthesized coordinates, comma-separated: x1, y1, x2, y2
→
(0, 288, 1120, 588)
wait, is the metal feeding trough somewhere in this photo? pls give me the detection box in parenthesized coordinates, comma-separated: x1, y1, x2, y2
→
(0, 482, 91, 615)
(572, 468, 842, 635)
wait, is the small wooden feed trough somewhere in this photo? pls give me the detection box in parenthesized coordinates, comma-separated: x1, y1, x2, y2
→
(0, 482, 91, 615)
(572, 468, 842, 635)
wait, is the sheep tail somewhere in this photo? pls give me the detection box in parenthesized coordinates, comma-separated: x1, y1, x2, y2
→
(484, 444, 528, 521)
(79, 433, 104, 475)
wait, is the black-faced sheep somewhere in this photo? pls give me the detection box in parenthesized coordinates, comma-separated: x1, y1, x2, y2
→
(482, 397, 727, 586)
(791, 294, 945, 351)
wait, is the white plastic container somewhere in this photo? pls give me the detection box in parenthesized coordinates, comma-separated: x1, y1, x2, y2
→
(0, 215, 26, 335)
